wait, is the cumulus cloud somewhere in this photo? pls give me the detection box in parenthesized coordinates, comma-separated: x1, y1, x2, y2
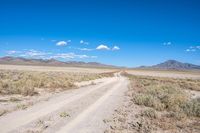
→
(163, 42, 172, 46)
(80, 40, 89, 45)
(112, 46, 120, 51)
(56, 41, 67, 46)
(56, 40, 71, 46)
(96, 44, 110, 50)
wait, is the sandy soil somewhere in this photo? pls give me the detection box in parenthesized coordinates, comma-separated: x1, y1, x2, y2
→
(0, 64, 117, 73)
(0, 73, 128, 133)
(127, 69, 200, 79)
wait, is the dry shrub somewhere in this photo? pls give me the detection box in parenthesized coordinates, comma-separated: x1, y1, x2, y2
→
(107, 73, 200, 132)
(166, 111, 187, 121)
(0, 70, 114, 96)
(178, 80, 200, 91)
(126, 72, 200, 91)
(141, 108, 158, 119)
(133, 93, 165, 111)
(181, 98, 200, 117)
(133, 83, 188, 112)
(128, 74, 200, 119)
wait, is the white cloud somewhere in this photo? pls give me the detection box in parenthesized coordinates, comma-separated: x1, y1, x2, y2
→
(186, 49, 196, 52)
(112, 46, 120, 51)
(19, 50, 51, 59)
(51, 53, 75, 59)
(56, 41, 67, 46)
(78, 55, 89, 59)
(6, 50, 49, 58)
(51, 53, 96, 59)
(80, 40, 89, 45)
(186, 45, 200, 52)
(163, 42, 172, 46)
(80, 40, 84, 44)
(6, 50, 20, 55)
(5, 49, 97, 60)
(96, 44, 110, 50)
(78, 48, 93, 51)
(56, 40, 71, 46)
(186, 48, 196, 52)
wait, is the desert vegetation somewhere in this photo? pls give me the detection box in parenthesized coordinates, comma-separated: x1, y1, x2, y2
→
(0, 70, 114, 96)
(105, 73, 200, 133)
(129, 75, 200, 116)
(0, 69, 114, 116)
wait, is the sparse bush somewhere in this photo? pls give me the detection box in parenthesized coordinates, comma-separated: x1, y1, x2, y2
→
(141, 108, 158, 119)
(17, 104, 28, 110)
(127, 74, 200, 119)
(60, 111, 70, 118)
(133, 93, 165, 111)
(167, 111, 187, 121)
(181, 98, 200, 117)
(0, 70, 114, 96)
(109, 73, 200, 133)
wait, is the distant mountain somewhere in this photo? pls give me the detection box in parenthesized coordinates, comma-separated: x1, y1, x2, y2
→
(0, 56, 118, 68)
(138, 60, 200, 70)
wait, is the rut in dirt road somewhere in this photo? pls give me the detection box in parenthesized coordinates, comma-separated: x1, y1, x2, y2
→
(56, 76, 128, 133)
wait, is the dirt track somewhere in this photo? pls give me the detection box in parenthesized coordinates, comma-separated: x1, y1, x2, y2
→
(0, 73, 128, 133)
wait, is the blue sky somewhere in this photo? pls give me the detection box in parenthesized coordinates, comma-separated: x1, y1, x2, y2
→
(0, 0, 200, 67)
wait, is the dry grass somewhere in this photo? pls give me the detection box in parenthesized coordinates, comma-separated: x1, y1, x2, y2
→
(141, 108, 158, 119)
(0, 70, 114, 96)
(59, 111, 70, 118)
(126, 73, 200, 91)
(108, 72, 200, 132)
(126, 74, 200, 117)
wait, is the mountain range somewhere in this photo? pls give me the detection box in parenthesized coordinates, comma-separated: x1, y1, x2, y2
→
(0, 56, 117, 68)
(139, 60, 200, 70)
(0, 56, 200, 70)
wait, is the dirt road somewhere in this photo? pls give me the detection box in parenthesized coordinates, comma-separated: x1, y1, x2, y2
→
(0, 73, 128, 133)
